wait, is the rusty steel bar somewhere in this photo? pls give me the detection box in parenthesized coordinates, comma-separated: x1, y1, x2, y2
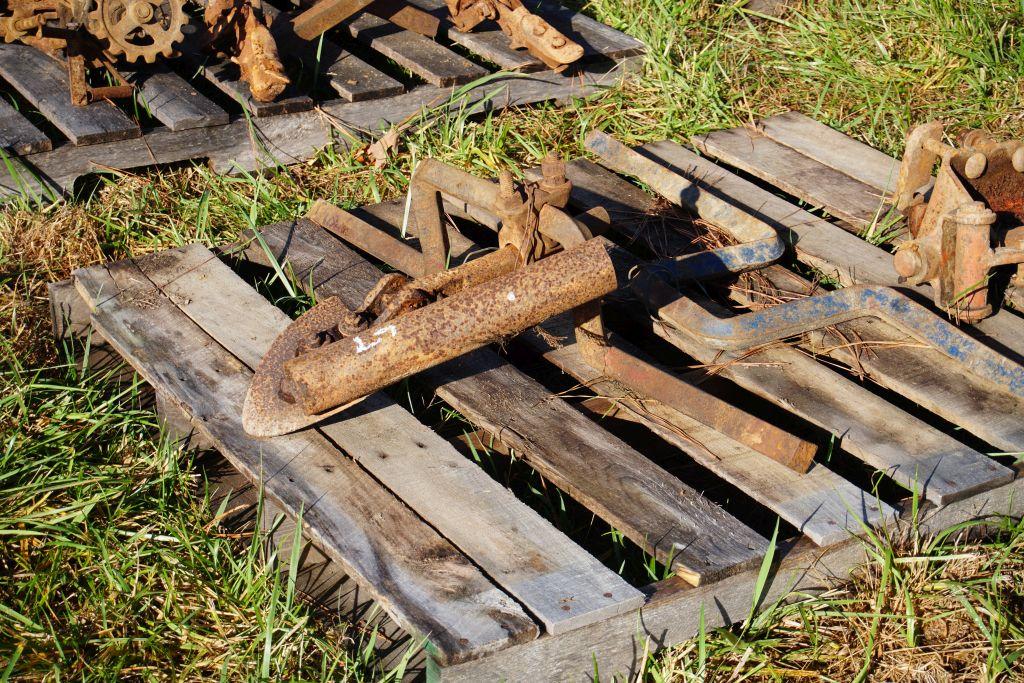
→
(584, 342, 817, 472)
(292, 0, 374, 40)
(408, 158, 500, 273)
(282, 238, 618, 415)
(584, 130, 785, 281)
(307, 200, 428, 278)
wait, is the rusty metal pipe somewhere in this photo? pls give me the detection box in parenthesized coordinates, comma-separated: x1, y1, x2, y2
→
(282, 238, 618, 415)
(585, 130, 785, 281)
(307, 200, 428, 278)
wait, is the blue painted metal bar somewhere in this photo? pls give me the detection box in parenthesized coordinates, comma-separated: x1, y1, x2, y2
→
(657, 285, 1024, 398)
(586, 129, 1024, 399)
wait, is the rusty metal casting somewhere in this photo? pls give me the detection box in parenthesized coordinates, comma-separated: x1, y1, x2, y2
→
(892, 122, 1024, 322)
(204, 0, 289, 103)
(446, 0, 582, 71)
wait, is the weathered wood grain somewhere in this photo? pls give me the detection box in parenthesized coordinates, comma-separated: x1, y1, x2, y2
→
(141, 242, 643, 634)
(566, 149, 1014, 504)
(522, 313, 895, 546)
(131, 69, 230, 131)
(0, 95, 50, 154)
(265, 3, 405, 102)
(73, 257, 537, 665)
(195, 59, 313, 118)
(693, 125, 893, 230)
(757, 112, 901, 195)
(343, 12, 488, 86)
(241, 219, 769, 585)
(0, 43, 140, 145)
(437, 473, 1024, 680)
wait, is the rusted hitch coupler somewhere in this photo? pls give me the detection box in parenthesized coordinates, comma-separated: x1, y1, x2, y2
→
(893, 122, 1024, 322)
(244, 153, 818, 472)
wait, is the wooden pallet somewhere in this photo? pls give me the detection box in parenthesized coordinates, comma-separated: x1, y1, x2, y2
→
(51, 123, 1024, 679)
(0, 0, 641, 200)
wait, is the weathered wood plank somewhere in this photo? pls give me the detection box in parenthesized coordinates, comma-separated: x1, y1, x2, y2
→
(640, 140, 1024, 427)
(0, 43, 140, 145)
(265, 3, 405, 102)
(131, 69, 229, 131)
(437, 474, 1024, 680)
(692, 125, 892, 230)
(343, 12, 488, 86)
(757, 112, 901, 195)
(73, 258, 537, 665)
(242, 220, 769, 585)
(145, 242, 643, 634)
(0, 95, 50, 154)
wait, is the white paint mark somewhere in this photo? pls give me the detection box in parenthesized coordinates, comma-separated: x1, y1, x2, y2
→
(353, 325, 398, 354)
(507, 291, 516, 302)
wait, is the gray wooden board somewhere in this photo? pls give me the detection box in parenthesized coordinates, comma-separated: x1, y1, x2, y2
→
(0, 95, 50, 154)
(144, 242, 642, 634)
(521, 313, 895, 546)
(561, 149, 1014, 505)
(72, 257, 537, 665)
(641, 139, 1024, 371)
(437, 473, 1024, 680)
(241, 219, 769, 585)
(0, 62, 627, 199)
(0, 43, 140, 146)
(264, 2, 404, 102)
(130, 69, 229, 131)
(195, 59, 313, 118)
(343, 11, 488, 86)
(692, 124, 894, 230)
(757, 112, 901, 195)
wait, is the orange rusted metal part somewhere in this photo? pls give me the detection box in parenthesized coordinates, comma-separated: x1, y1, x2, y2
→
(445, 0, 582, 71)
(205, 0, 289, 102)
(0, 0, 186, 105)
(275, 238, 616, 421)
(893, 122, 1024, 322)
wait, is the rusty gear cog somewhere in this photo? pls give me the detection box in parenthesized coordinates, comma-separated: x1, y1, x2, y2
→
(87, 0, 187, 63)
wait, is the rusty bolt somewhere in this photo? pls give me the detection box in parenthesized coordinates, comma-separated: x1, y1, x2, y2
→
(541, 152, 566, 184)
(1013, 145, 1024, 173)
(893, 245, 924, 279)
(551, 36, 566, 48)
(964, 152, 987, 179)
(533, 21, 548, 36)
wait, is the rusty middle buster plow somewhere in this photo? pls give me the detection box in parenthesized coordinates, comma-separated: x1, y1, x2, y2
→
(243, 132, 1024, 477)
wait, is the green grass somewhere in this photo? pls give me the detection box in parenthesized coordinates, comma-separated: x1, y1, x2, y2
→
(3, 0, 1024, 679)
